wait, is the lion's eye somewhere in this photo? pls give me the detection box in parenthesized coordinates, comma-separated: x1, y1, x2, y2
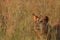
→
(40, 21, 43, 22)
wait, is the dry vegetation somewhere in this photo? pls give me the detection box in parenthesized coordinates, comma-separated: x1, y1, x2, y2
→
(0, 0, 60, 40)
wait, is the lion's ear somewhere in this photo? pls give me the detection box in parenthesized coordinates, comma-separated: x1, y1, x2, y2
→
(33, 16, 37, 22)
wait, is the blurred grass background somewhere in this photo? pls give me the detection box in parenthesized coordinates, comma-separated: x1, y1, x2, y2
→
(0, 0, 60, 40)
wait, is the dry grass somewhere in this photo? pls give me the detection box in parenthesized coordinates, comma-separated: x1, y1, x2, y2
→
(0, 0, 60, 40)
